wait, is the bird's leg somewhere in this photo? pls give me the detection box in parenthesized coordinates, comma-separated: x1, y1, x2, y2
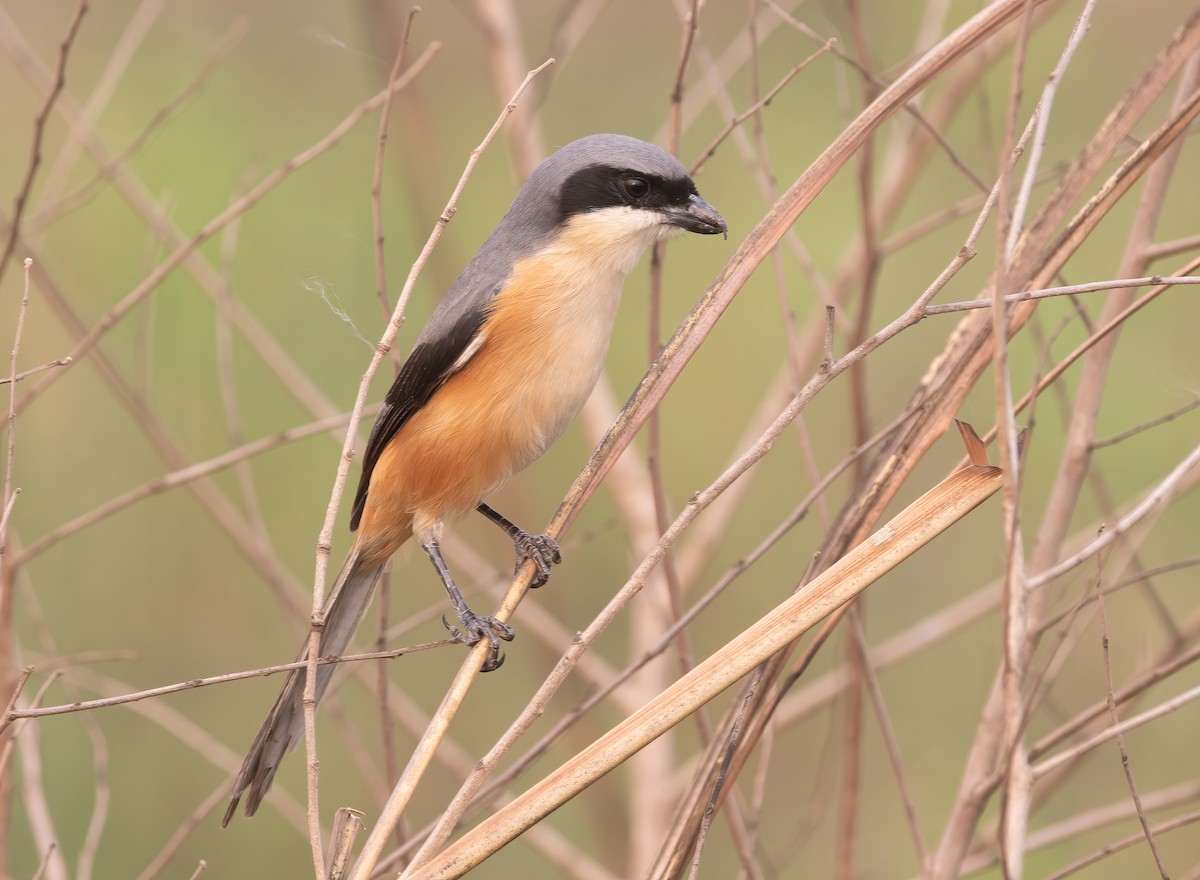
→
(422, 539, 514, 672)
(476, 502, 561, 588)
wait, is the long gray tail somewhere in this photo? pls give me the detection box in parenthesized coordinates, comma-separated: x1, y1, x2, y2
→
(222, 547, 384, 825)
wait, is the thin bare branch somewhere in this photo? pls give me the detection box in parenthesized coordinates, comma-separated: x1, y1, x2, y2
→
(1004, 0, 1097, 259)
(0, 0, 86, 285)
(1143, 231, 1200, 261)
(371, 7, 419, 318)
(1, 642, 447, 730)
(0, 356, 70, 387)
(924, 275, 1200, 315)
(1093, 541, 1170, 877)
(690, 42, 833, 175)
(1090, 396, 1200, 449)
(1042, 809, 1200, 880)
(4, 259, 33, 529)
(1033, 679, 1200, 780)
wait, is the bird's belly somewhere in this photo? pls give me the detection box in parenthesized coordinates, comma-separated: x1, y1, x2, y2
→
(382, 272, 623, 536)
(512, 322, 609, 454)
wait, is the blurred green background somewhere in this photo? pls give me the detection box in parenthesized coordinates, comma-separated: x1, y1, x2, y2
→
(2, 1, 1199, 877)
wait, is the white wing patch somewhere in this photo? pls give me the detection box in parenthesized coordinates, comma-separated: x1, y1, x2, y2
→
(448, 329, 487, 375)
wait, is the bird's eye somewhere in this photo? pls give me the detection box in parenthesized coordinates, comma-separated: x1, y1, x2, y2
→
(621, 176, 650, 200)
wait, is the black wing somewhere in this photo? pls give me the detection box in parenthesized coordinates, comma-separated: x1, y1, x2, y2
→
(349, 306, 489, 531)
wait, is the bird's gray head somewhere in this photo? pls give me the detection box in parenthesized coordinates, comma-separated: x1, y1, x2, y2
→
(515, 134, 726, 239)
(449, 135, 726, 310)
(478, 135, 726, 273)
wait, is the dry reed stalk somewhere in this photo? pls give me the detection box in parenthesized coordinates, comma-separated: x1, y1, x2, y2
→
(408, 444, 1002, 878)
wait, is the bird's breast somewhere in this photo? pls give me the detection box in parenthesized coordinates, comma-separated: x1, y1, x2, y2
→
(478, 242, 630, 465)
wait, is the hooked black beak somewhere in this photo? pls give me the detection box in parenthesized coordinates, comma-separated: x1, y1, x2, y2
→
(663, 193, 727, 237)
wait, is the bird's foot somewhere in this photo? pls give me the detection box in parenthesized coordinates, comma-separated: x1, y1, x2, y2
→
(511, 530, 561, 588)
(443, 611, 516, 672)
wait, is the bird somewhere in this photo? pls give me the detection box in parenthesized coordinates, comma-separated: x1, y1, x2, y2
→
(222, 133, 726, 825)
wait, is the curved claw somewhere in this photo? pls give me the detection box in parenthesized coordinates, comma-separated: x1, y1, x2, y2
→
(442, 611, 515, 673)
(513, 531, 562, 589)
(479, 648, 506, 673)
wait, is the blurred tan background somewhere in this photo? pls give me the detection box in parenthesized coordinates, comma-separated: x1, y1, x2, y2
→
(2, 1, 1199, 877)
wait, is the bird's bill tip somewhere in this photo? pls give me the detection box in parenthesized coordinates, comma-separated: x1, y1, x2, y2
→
(663, 193, 727, 237)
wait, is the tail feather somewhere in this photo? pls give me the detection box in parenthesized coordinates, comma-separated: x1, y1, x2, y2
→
(222, 546, 386, 826)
